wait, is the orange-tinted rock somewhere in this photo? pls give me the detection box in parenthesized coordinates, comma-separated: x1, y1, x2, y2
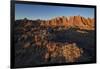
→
(40, 16, 95, 30)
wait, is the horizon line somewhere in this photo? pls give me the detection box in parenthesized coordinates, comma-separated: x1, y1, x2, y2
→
(15, 15, 94, 21)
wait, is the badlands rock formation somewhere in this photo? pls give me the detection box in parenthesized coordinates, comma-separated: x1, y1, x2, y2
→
(40, 16, 94, 30)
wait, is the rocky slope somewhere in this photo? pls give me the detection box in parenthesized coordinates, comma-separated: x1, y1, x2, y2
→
(14, 16, 95, 67)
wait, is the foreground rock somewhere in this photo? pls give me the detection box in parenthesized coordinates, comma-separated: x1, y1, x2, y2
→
(45, 42, 83, 63)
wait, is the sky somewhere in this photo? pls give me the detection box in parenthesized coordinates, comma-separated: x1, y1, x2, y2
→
(15, 3, 95, 20)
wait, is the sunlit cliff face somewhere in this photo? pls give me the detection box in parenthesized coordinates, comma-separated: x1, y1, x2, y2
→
(40, 16, 94, 30)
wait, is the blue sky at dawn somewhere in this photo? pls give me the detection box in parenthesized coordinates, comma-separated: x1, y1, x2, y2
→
(15, 4, 94, 20)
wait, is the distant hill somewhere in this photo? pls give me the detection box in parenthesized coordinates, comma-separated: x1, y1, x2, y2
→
(15, 16, 95, 30)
